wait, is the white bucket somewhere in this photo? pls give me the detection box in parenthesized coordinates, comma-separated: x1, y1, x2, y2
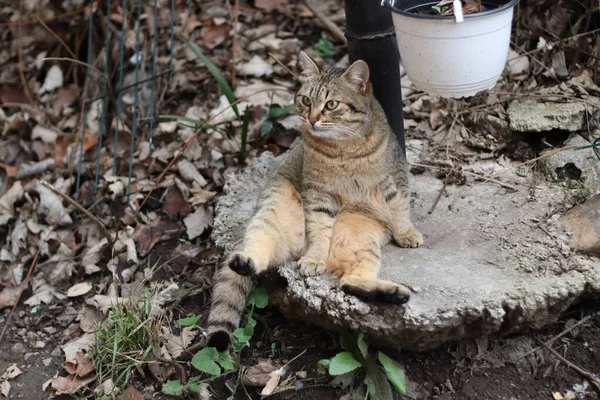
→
(385, 0, 519, 98)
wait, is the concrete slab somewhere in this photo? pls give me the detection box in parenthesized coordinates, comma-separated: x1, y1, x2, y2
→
(214, 153, 600, 350)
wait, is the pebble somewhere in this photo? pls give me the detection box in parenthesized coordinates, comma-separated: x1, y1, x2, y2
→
(11, 342, 27, 356)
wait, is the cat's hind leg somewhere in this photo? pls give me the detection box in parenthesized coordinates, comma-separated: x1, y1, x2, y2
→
(327, 212, 411, 304)
(228, 179, 305, 276)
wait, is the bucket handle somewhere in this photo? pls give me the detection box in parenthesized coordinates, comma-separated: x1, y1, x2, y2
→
(381, 0, 465, 23)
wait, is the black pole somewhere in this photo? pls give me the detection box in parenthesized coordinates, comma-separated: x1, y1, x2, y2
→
(344, 0, 406, 154)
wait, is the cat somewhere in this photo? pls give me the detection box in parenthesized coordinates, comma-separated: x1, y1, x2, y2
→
(206, 52, 423, 351)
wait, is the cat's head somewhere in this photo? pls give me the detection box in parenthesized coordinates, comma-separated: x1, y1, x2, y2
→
(295, 51, 372, 141)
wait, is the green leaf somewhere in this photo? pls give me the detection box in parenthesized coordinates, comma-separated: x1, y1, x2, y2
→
(260, 120, 273, 137)
(217, 351, 235, 371)
(184, 41, 239, 118)
(317, 359, 331, 374)
(191, 347, 221, 376)
(364, 356, 393, 400)
(177, 315, 201, 327)
(162, 380, 185, 396)
(329, 352, 362, 376)
(247, 287, 269, 309)
(377, 352, 407, 396)
(315, 37, 336, 58)
(233, 327, 252, 345)
(330, 370, 357, 389)
(268, 105, 295, 119)
(357, 334, 368, 359)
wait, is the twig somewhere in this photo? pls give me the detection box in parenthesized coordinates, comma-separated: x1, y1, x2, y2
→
(462, 171, 518, 191)
(151, 347, 188, 384)
(281, 349, 308, 370)
(506, 28, 600, 62)
(519, 315, 595, 360)
(35, 15, 77, 59)
(429, 168, 454, 214)
(536, 339, 600, 390)
(268, 53, 298, 79)
(42, 57, 110, 88)
(303, 0, 347, 44)
(231, 0, 240, 88)
(0, 7, 87, 27)
(17, 0, 33, 104)
(40, 181, 114, 246)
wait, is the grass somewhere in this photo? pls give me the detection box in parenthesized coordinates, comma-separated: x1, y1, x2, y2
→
(91, 288, 165, 390)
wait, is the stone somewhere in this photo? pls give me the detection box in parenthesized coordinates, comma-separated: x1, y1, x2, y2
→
(214, 153, 599, 349)
(507, 99, 586, 132)
(561, 194, 600, 255)
(538, 134, 600, 194)
(11, 342, 26, 356)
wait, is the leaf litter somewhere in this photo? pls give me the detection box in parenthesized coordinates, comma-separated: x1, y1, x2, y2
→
(1, 0, 600, 398)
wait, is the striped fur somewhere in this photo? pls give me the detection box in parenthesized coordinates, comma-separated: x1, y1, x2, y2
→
(206, 52, 422, 350)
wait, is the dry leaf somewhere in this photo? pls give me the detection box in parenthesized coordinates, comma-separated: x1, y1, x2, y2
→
(63, 351, 95, 377)
(31, 125, 58, 144)
(243, 359, 279, 387)
(118, 385, 145, 400)
(61, 333, 95, 362)
(79, 306, 105, 333)
(163, 186, 191, 218)
(201, 21, 229, 49)
(190, 187, 216, 206)
(162, 326, 198, 359)
(36, 183, 73, 225)
(0, 381, 10, 397)
(237, 55, 273, 77)
(260, 368, 283, 396)
(429, 108, 446, 130)
(132, 216, 183, 257)
(40, 65, 64, 94)
(177, 159, 208, 187)
(51, 374, 96, 395)
(0, 287, 20, 309)
(1, 364, 22, 380)
(67, 282, 93, 297)
(255, 0, 285, 12)
(183, 206, 213, 240)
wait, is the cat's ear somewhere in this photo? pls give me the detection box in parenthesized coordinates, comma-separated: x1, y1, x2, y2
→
(298, 51, 320, 77)
(343, 60, 370, 94)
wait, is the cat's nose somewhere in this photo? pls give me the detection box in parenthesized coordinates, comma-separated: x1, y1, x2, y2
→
(309, 118, 318, 126)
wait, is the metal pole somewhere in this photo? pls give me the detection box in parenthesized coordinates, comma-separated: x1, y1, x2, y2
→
(344, 0, 406, 154)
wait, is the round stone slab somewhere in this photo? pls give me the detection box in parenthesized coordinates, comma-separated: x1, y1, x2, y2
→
(213, 152, 600, 349)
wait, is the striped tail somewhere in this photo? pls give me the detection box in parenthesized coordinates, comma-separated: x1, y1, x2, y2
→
(206, 264, 254, 351)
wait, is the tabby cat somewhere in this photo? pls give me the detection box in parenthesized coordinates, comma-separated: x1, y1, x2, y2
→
(206, 52, 423, 351)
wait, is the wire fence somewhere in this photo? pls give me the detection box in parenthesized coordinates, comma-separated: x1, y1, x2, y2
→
(73, 0, 192, 207)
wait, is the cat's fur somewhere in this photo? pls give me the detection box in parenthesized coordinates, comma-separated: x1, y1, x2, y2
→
(206, 52, 422, 351)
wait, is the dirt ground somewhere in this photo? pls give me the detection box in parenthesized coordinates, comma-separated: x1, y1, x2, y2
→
(2, 299, 599, 399)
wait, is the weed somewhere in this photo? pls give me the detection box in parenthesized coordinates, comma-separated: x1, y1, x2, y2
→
(161, 287, 270, 398)
(92, 289, 165, 391)
(315, 38, 337, 58)
(318, 331, 407, 399)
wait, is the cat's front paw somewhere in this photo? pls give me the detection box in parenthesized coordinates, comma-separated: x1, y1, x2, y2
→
(228, 252, 256, 276)
(298, 256, 327, 276)
(393, 228, 423, 248)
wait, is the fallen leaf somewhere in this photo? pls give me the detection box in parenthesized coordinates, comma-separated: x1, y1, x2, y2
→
(243, 359, 279, 387)
(0, 86, 29, 104)
(237, 55, 273, 77)
(0, 287, 20, 309)
(63, 351, 95, 377)
(189, 187, 216, 206)
(118, 385, 144, 400)
(255, 0, 285, 11)
(24, 282, 66, 306)
(0, 381, 10, 397)
(79, 306, 105, 333)
(36, 183, 73, 225)
(40, 65, 64, 94)
(94, 378, 116, 396)
(1, 364, 22, 380)
(31, 125, 58, 144)
(61, 333, 95, 362)
(429, 108, 446, 130)
(177, 159, 208, 187)
(163, 186, 191, 218)
(162, 326, 198, 359)
(260, 368, 283, 396)
(132, 216, 183, 257)
(201, 21, 229, 49)
(67, 282, 93, 297)
(183, 206, 213, 239)
(51, 374, 96, 395)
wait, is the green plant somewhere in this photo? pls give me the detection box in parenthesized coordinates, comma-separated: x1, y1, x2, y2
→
(260, 105, 295, 137)
(161, 287, 269, 397)
(315, 37, 336, 58)
(92, 290, 165, 390)
(431, 4, 450, 13)
(318, 332, 407, 399)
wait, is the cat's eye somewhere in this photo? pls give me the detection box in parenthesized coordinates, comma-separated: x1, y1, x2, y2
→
(300, 96, 311, 107)
(325, 100, 340, 110)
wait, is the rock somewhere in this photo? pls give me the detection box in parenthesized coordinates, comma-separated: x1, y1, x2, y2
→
(507, 100, 586, 132)
(214, 152, 599, 349)
(561, 194, 600, 255)
(538, 134, 600, 193)
(11, 343, 26, 356)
